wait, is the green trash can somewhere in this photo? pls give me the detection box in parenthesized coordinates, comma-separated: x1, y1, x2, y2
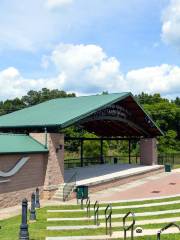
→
(76, 185, 88, 200)
(165, 164, 171, 172)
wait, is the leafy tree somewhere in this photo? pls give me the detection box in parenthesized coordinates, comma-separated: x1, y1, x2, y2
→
(83, 133, 108, 158)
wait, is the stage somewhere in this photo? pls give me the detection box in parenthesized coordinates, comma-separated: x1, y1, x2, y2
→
(64, 164, 164, 192)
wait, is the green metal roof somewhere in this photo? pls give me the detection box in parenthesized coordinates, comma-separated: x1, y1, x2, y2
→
(0, 92, 130, 129)
(0, 134, 48, 154)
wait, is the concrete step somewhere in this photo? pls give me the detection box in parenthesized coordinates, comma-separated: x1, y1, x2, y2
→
(47, 208, 180, 221)
(47, 216, 180, 230)
(53, 185, 75, 202)
(47, 199, 180, 213)
(46, 227, 180, 239)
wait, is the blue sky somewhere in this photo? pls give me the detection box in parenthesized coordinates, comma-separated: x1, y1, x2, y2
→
(0, 0, 180, 99)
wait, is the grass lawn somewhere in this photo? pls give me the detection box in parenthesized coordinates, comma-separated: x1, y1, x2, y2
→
(0, 196, 180, 240)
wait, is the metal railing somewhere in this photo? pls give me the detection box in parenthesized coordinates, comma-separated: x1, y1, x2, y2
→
(158, 153, 180, 166)
(94, 201, 99, 226)
(64, 155, 140, 169)
(123, 212, 135, 240)
(86, 198, 91, 218)
(63, 172, 77, 201)
(105, 204, 112, 236)
(157, 222, 180, 240)
(81, 193, 84, 209)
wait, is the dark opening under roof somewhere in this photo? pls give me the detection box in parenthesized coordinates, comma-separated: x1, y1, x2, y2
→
(0, 92, 163, 137)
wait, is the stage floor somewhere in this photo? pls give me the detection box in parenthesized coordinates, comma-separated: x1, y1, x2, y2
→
(64, 164, 163, 186)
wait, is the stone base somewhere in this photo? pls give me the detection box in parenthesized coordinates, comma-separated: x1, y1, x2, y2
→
(42, 189, 57, 200)
(0, 186, 43, 208)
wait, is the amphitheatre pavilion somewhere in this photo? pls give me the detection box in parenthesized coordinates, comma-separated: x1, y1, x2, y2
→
(0, 92, 163, 206)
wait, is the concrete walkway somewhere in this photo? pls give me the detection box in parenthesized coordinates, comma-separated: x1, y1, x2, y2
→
(0, 199, 61, 220)
(46, 227, 180, 240)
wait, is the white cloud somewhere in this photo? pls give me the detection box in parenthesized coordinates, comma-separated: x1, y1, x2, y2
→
(0, 44, 179, 99)
(47, 44, 126, 93)
(126, 64, 180, 96)
(0, 67, 65, 99)
(161, 0, 180, 48)
(46, 0, 74, 9)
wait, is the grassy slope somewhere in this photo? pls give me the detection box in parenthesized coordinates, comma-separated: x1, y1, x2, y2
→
(1, 196, 180, 239)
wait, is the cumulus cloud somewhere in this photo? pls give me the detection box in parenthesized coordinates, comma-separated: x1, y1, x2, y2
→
(46, 0, 74, 9)
(161, 0, 180, 48)
(126, 64, 180, 96)
(0, 67, 65, 99)
(47, 44, 126, 93)
(0, 44, 179, 99)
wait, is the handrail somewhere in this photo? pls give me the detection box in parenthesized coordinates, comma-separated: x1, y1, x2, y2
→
(105, 204, 112, 236)
(63, 172, 77, 201)
(86, 198, 91, 218)
(123, 212, 135, 240)
(81, 192, 84, 209)
(94, 201, 99, 226)
(157, 222, 180, 240)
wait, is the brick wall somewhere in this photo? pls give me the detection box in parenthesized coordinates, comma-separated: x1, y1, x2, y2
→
(0, 153, 48, 208)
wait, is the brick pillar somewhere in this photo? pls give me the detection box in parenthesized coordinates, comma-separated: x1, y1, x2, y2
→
(140, 138, 157, 165)
(30, 132, 64, 199)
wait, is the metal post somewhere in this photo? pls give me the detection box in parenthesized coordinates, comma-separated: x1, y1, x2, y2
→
(29, 193, 36, 221)
(80, 139, 84, 167)
(19, 199, 29, 240)
(157, 232, 160, 240)
(35, 188, 40, 208)
(131, 226, 134, 240)
(44, 127, 48, 149)
(128, 140, 131, 164)
(124, 230, 126, 240)
(100, 138, 104, 164)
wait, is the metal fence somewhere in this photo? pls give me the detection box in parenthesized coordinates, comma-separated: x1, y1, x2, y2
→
(64, 152, 180, 169)
(158, 153, 180, 166)
(64, 155, 140, 169)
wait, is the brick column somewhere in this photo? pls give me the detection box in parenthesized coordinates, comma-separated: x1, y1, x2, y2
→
(30, 132, 64, 199)
(140, 138, 157, 165)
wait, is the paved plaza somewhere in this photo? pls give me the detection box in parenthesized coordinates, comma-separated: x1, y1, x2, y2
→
(87, 169, 180, 202)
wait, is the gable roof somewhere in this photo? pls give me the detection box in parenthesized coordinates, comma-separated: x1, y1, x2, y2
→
(0, 134, 48, 154)
(0, 92, 163, 137)
(0, 93, 129, 129)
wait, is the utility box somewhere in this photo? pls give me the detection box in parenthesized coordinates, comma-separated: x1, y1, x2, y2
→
(76, 185, 88, 199)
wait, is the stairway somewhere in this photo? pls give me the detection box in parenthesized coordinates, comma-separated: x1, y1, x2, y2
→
(53, 183, 76, 201)
(52, 184, 66, 201)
